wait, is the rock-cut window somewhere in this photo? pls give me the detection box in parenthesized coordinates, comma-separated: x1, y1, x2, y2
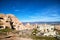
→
(0, 26, 3, 28)
(51, 28, 53, 30)
(0, 18, 3, 19)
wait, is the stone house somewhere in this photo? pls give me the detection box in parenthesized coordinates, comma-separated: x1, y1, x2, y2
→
(37, 24, 56, 36)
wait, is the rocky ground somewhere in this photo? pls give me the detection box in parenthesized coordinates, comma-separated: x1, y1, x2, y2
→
(0, 37, 33, 40)
(0, 29, 57, 40)
(0, 33, 33, 40)
(0, 30, 33, 40)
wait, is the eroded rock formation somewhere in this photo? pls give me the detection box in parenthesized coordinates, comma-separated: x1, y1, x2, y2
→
(0, 14, 25, 30)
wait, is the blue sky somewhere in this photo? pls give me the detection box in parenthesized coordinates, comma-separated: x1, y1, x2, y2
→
(0, 0, 60, 22)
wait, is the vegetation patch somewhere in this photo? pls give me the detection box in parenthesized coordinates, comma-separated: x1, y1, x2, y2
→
(0, 28, 13, 35)
(31, 35, 57, 40)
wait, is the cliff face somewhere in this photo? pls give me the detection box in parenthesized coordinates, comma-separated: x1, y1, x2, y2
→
(0, 14, 11, 29)
(0, 14, 25, 30)
(6, 14, 23, 30)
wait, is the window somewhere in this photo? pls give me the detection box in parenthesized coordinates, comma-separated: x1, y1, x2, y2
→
(0, 26, 3, 28)
(51, 28, 53, 30)
(5, 26, 9, 29)
(6, 21, 9, 22)
(37, 26, 39, 28)
(47, 29, 49, 32)
(0, 18, 3, 19)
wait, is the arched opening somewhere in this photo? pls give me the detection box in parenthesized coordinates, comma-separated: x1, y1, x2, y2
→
(0, 26, 3, 28)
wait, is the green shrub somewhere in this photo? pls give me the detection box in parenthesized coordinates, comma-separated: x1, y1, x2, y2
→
(32, 28, 38, 36)
(0, 28, 13, 35)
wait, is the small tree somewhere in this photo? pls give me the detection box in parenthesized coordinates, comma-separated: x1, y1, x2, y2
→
(32, 28, 38, 36)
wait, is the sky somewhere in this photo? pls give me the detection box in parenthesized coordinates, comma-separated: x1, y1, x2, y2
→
(0, 0, 60, 22)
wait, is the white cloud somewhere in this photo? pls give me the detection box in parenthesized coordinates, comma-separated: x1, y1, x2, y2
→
(51, 14, 59, 17)
(29, 16, 40, 19)
(22, 15, 60, 22)
(15, 10, 20, 11)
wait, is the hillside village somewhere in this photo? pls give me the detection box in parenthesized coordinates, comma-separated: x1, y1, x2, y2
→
(0, 14, 60, 35)
(0, 14, 60, 40)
